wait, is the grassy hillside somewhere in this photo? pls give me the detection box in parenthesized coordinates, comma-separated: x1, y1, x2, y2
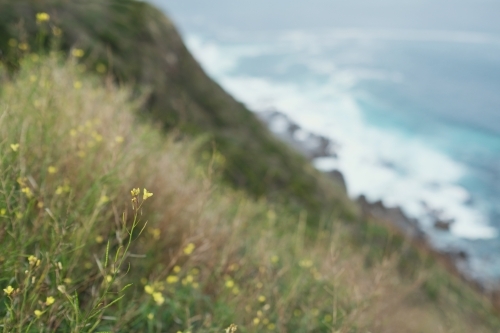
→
(0, 0, 352, 221)
(1, 1, 500, 332)
(1, 55, 499, 333)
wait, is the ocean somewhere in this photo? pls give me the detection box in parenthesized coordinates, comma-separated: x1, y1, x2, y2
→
(152, 0, 500, 288)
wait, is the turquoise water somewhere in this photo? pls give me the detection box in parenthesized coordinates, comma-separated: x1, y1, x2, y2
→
(153, 0, 500, 286)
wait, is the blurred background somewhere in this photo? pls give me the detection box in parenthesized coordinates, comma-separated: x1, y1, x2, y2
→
(151, 0, 500, 285)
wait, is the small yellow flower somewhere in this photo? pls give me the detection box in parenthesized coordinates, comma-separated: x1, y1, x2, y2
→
(63, 278, 72, 284)
(267, 323, 276, 330)
(232, 287, 239, 294)
(10, 143, 19, 152)
(258, 295, 266, 303)
(73, 81, 82, 89)
(95, 235, 104, 244)
(3, 286, 14, 295)
(173, 265, 181, 273)
(106, 275, 112, 283)
(253, 317, 260, 325)
(225, 324, 238, 333)
(57, 285, 66, 294)
(96, 63, 107, 74)
(71, 48, 85, 58)
(152, 292, 165, 305)
(183, 242, 195, 255)
(299, 259, 313, 268)
(18, 43, 29, 51)
(115, 136, 124, 143)
(143, 188, 153, 200)
(36, 12, 50, 23)
(45, 296, 55, 306)
(166, 275, 179, 284)
(225, 280, 234, 288)
(98, 195, 109, 205)
(0, 208, 6, 216)
(271, 255, 279, 263)
(34, 310, 43, 318)
(144, 285, 154, 294)
(28, 255, 39, 266)
(147, 313, 154, 320)
(131, 188, 140, 196)
(48, 166, 57, 174)
(21, 187, 33, 198)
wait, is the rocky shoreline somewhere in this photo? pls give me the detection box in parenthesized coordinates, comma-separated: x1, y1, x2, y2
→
(256, 108, 500, 309)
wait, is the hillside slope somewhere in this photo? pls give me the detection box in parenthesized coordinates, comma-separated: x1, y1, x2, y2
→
(0, 0, 352, 220)
(1, 1, 500, 332)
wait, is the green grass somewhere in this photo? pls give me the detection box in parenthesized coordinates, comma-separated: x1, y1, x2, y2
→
(0, 2, 500, 332)
(0, 0, 353, 224)
(0, 54, 499, 333)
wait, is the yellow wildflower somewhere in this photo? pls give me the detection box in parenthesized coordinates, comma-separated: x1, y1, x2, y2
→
(143, 188, 153, 200)
(10, 143, 19, 152)
(73, 81, 82, 89)
(173, 265, 181, 273)
(18, 43, 29, 51)
(3, 286, 14, 295)
(48, 166, 57, 174)
(63, 278, 72, 284)
(0, 208, 6, 216)
(147, 313, 154, 320)
(183, 242, 195, 255)
(166, 275, 179, 284)
(232, 287, 239, 294)
(96, 63, 107, 74)
(34, 310, 43, 318)
(267, 323, 276, 330)
(271, 255, 279, 263)
(106, 275, 112, 283)
(21, 187, 33, 198)
(131, 188, 140, 196)
(225, 324, 238, 333)
(95, 235, 104, 244)
(36, 12, 50, 23)
(258, 295, 266, 303)
(71, 48, 85, 58)
(144, 285, 154, 294)
(98, 195, 109, 205)
(28, 255, 39, 266)
(225, 280, 235, 288)
(152, 292, 165, 305)
(253, 318, 260, 325)
(299, 259, 313, 268)
(57, 285, 66, 294)
(45, 296, 55, 306)
(115, 136, 124, 143)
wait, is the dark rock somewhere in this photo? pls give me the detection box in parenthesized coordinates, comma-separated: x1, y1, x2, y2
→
(326, 169, 347, 193)
(434, 219, 455, 231)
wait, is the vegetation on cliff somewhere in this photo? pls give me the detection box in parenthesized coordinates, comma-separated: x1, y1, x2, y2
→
(0, 1, 499, 332)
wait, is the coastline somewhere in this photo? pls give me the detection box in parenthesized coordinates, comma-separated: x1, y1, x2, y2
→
(256, 108, 500, 308)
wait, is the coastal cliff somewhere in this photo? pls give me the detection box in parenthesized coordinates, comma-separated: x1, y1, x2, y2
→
(1, 0, 500, 331)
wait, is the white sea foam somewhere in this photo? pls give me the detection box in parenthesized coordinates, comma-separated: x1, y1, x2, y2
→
(186, 33, 498, 240)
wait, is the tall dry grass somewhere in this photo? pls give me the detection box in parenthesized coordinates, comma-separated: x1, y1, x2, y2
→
(0, 56, 499, 332)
